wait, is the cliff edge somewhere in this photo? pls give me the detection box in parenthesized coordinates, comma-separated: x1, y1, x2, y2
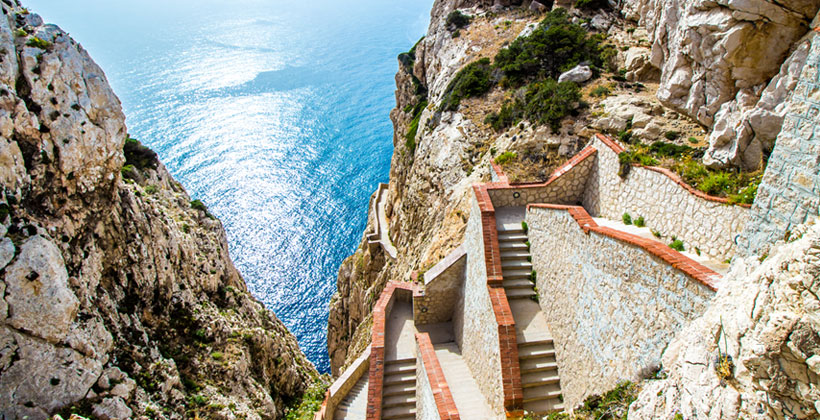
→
(0, 2, 317, 419)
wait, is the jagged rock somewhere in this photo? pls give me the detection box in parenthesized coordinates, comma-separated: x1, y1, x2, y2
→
(92, 397, 132, 420)
(4, 235, 78, 343)
(629, 220, 820, 420)
(623, 46, 659, 82)
(558, 65, 593, 83)
(621, 0, 819, 128)
(590, 13, 612, 32)
(0, 2, 316, 419)
(704, 37, 812, 169)
(529, 0, 548, 12)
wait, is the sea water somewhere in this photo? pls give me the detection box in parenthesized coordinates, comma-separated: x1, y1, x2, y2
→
(26, 0, 433, 373)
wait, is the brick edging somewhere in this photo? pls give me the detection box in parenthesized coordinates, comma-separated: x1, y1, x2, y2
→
(527, 204, 720, 291)
(472, 183, 524, 412)
(489, 145, 598, 189)
(416, 333, 461, 420)
(592, 133, 752, 208)
(366, 282, 422, 420)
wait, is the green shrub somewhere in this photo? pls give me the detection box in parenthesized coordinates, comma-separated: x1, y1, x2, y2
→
(688, 136, 698, 144)
(669, 239, 685, 252)
(121, 164, 137, 180)
(521, 221, 528, 233)
(617, 150, 657, 177)
(575, 0, 610, 9)
(211, 352, 223, 360)
(576, 381, 638, 420)
(404, 100, 427, 152)
(13, 28, 27, 37)
(617, 130, 633, 144)
(26, 36, 51, 50)
(493, 9, 605, 86)
(664, 130, 681, 141)
(699, 172, 733, 196)
(445, 10, 471, 30)
(144, 185, 158, 195)
(622, 212, 632, 225)
(284, 378, 330, 420)
(398, 37, 424, 71)
(452, 30, 461, 38)
(495, 151, 517, 165)
(648, 141, 694, 158)
(652, 229, 662, 238)
(188, 394, 208, 407)
(634, 216, 645, 227)
(590, 85, 611, 97)
(124, 136, 159, 171)
(522, 78, 581, 132)
(485, 100, 523, 131)
(440, 58, 492, 111)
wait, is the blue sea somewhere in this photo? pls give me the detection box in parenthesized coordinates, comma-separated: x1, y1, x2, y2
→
(27, 0, 432, 373)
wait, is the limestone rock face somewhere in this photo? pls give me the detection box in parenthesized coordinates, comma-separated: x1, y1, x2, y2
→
(629, 220, 820, 420)
(0, 2, 316, 419)
(558, 65, 593, 83)
(704, 38, 812, 169)
(621, 0, 819, 129)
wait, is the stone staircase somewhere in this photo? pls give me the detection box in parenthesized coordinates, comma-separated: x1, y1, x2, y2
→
(381, 358, 416, 420)
(497, 215, 564, 414)
(334, 375, 368, 419)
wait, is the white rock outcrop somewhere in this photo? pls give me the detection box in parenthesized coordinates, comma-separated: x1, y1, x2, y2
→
(558, 65, 593, 83)
(629, 220, 820, 420)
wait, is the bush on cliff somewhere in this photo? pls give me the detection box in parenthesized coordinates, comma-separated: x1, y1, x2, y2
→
(124, 135, 159, 171)
(493, 8, 605, 86)
(439, 58, 492, 112)
(486, 79, 581, 132)
(445, 10, 471, 31)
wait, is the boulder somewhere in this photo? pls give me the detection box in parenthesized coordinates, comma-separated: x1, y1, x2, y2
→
(557, 65, 592, 83)
(92, 397, 132, 420)
(623, 47, 659, 82)
(529, 0, 548, 12)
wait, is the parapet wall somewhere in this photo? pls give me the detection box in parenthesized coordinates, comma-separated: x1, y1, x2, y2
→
(414, 246, 467, 325)
(740, 34, 820, 255)
(415, 333, 460, 420)
(453, 195, 507, 414)
(583, 135, 749, 261)
(526, 204, 717, 408)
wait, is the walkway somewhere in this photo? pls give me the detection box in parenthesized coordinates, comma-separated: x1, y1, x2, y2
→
(383, 301, 417, 420)
(368, 183, 398, 259)
(434, 342, 495, 419)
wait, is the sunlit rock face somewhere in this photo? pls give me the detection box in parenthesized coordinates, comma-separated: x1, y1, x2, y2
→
(0, 1, 315, 419)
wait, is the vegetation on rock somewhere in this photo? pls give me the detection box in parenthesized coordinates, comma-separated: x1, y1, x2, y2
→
(440, 58, 492, 112)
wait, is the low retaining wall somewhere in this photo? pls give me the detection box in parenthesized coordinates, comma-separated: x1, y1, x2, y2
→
(415, 333, 461, 420)
(314, 346, 371, 420)
(487, 146, 597, 207)
(526, 204, 717, 408)
(366, 282, 420, 420)
(453, 188, 520, 415)
(414, 245, 467, 325)
(583, 134, 749, 261)
(366, 183, 398, 259)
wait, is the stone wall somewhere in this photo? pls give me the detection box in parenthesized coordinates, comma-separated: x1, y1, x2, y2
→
(316, 346, 371, 420)
(526, 205, 716, 408)
(739, 34, 820, 256)
(487, 146, 596, 207)
(415, 333, 460, 420)
(414, 246, 466, 325)
(583, 135, 749, 261)
(453, 195, 505, 414)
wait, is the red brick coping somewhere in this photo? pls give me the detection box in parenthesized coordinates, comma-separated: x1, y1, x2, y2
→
(490, 145, 597, 188)
(472, 183, 524, 413)
(416, 333, 461, 420)
(366, 282, 422, 420)
(592, 133, 752, 208)
(527, 203, 720, 291)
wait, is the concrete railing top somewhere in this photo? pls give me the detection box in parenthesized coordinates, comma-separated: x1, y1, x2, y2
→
(423, 245, 466, 286)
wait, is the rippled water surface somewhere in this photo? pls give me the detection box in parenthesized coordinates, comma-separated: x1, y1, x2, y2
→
(27, 0, 432, 372)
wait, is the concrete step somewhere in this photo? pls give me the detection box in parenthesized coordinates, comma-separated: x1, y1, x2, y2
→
(383, 383, 415, 397)
(503, 279, 534, 290)
(497, 232, 528, 243)
(520, 357, 558, 373)
(502, 260, 532, 270)
(523, 397, 564, 414)
(523, 382, 562, 403)
(500, 250, 531, 261)
(384, 362, 416, 376)
(505, 288, 536, 299)
(499, 241, 528, 251)
(522, 372, 561, 387)
(518, 338, 554, 348)
(497, 227, 525, 235)
(386, 357, 416, 366)
(518, 345, 556, 361)
(383, 393, 416, 409)
(502, 268, 532, 280)
(382, 406, 416, 420)
(384, 372, 415, 387)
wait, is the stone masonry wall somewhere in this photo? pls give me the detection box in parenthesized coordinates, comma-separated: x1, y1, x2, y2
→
(487, 147, 595, 207)
(415, 340, 439, 420)
(583, 135, 749, 261)
(739, 33, 820, 256)
(526, 205, 716, 408)
(414, 246, 466, 325)
(452, 195, 504, 415)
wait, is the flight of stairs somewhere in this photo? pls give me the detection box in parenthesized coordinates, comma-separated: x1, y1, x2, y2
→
(499, 223, 564, 413)
(334, 376, 367, 419)
(381, 358, 417, 420)
(498, 225, 535, 301)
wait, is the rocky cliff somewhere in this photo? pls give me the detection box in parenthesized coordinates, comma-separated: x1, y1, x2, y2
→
(328, 0, 819, 417)
(0, 2, 316, 419)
